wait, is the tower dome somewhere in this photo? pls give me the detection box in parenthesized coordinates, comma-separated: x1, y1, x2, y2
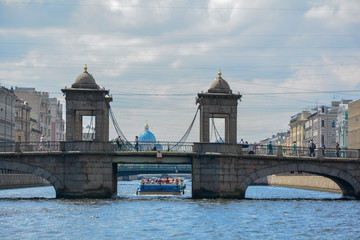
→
(208, 71, 232, 94)
(71, 65, 100, 89)
(139, 122, 157, 142)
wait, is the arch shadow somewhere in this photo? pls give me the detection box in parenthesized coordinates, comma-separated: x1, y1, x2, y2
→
(240, 163, 360, 199)
(0, 160, 62, 191)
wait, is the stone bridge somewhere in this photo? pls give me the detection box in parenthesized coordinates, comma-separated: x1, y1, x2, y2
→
(1, 143, 360, 199)
(2, 69, 359, 199)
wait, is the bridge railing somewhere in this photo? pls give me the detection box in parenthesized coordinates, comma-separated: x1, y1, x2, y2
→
(241, 144, 360, 159)
(0, 141, 62, 152)
(0, 141, 194, 153)
(115, 141, 194, 152)
(1, 141, 359, 159)
(118, 164, 192, 171)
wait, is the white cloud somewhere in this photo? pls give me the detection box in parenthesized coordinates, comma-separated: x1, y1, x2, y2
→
(305, 0, 360, 27)
(1, 0, 359, 143)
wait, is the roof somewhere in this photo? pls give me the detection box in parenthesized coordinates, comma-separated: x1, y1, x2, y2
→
(72, 71, 100, 89)
(208, 72, 232, 94)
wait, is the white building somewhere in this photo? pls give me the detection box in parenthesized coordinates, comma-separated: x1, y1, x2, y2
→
(14, 87, 64, 142)
(0, 87, 16, 143)
(336, 100, 352, 149)
(49, 98, 65, 141)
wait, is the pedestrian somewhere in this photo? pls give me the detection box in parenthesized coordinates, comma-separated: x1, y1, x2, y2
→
(292, 141, 297, 156)
(39, 134, 45, 150)
(116, 136, 122, 151)
(135, 136, 139, 151)
(321, 142, 326, 156)
(267, 141, 273, 155)
(336, 142, 341, 157)
(309, 139, 316, 157)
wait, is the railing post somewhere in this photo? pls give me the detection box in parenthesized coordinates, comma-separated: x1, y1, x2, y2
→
(59, 141, 65, 152)
(277, 146, 283, 157)
(317, 148, 323, 160)
(15, 142, 21, 152)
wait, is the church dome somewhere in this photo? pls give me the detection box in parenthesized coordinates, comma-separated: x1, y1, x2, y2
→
(139, 122, 157, 142)
(71, 65, 100, 89)
(208, 71, 232, 94)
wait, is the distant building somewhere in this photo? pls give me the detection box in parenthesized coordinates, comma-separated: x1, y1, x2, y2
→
(336, 100, 352, 149)
(30, 117, 41, 143)
(259, 132, 288, 146)
(289, 110, 312, 147)
(14, 98, 31, 142)
(348, 99, 360, 149)
(0, 87, 16, 143)
(14, 87, 64, 142)
(49, 98, 65, 141)
(309, 104, 338, 148)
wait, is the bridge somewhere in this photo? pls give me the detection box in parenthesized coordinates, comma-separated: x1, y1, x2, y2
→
(0, 141, 360, 199)
(1, 68, 360, 199)
(117, 164, 191, 178)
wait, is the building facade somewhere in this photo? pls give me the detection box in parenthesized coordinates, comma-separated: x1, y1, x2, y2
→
(14, 98, 31, 142)
(336, 100, 352, 149)
(49, 98, 65, 141)
(310, 105, 338, 148)
(289, 111, 312, 147)
(0, 87, 16, 143)
(30, 117, 41, 143)
(14, 87, 64, 142)
(348, 99, 360, 149)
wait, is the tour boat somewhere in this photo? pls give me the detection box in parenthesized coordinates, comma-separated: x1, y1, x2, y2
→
(136, 178, 186, 195)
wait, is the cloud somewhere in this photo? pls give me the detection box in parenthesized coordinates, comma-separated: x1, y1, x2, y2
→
(1, 0, 359, 143)
(305, 0, 360, 27)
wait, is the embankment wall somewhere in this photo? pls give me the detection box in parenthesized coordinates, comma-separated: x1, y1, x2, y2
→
(0, 174, 50, 189)
(266, 175, 341, 193)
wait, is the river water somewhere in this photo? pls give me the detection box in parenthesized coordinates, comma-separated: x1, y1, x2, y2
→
(0, 181, 359, 239)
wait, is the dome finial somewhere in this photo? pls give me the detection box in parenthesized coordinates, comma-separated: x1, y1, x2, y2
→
(145, 120, 149, 130)
(218, 70, 222, 77)
(84, 64, 88, 72)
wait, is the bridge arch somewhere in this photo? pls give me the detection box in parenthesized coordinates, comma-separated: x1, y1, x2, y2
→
(239, 163, 360, 199)
(0, 160, 62, 191)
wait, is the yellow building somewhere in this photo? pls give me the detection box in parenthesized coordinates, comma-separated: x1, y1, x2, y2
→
(14, 98, 31, 142)
(289, 111, 312, 147)
(348, 99, 360, 149)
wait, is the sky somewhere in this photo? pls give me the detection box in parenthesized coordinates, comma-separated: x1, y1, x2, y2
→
(0, 0, 360, 143)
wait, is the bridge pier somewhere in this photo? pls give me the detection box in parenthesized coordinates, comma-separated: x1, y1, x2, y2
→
(56, 153, 117, 199)
(192, 143, 245, 199)
(192, 155, 245, 199)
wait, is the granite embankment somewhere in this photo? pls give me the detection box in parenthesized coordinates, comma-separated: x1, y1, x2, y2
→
(0, 174, 50, 189)
(255, 174, 341, 193)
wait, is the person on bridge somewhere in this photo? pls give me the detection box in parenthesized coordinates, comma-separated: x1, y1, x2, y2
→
(267, 141, 273, 155)
(292, 141, 297, 156)
(321, 142, 326, 157)
(39, 134, 45, 150)
(309, 140, 316, 157)
(336, 142, 341, 157)
(135, 136, 139, 151)
(116, 136, 122, 151)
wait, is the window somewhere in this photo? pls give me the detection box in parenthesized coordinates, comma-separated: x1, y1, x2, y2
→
(332, 121, 335, 128)
(321, 120, 325, 128)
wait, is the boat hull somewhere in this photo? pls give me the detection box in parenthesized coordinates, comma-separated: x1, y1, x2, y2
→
(137, 183, 185, 195)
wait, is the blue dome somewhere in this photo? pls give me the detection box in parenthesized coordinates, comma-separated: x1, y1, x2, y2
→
(138, 122, 157, 142)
